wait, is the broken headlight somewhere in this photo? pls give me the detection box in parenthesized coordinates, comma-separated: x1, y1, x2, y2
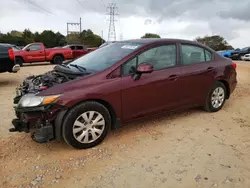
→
(18, 94, 61, 108)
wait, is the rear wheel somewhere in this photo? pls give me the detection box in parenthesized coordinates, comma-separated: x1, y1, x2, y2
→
(62, 101, 111, 149)
(204, 81, 227, 112)
(15, 57, 23, 66)
(52, 55, 63, 64)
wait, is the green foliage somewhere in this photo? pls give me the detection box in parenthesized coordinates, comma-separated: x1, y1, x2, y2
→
(0, 29, 104, 47)
(141, 33, 161, 38)
(195, 35, 234, 51)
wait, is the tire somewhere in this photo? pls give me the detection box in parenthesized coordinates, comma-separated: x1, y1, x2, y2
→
(239, 55, 244, 61)
(204, 81, 227, 112)
(15, 57, 23, 66)
(52, 55, 63, 64)
(62, 101, 111, 149)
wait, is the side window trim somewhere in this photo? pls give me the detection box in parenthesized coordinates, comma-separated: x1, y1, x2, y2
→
(180, 43, 213, 66)
(121, 43, 177, 76)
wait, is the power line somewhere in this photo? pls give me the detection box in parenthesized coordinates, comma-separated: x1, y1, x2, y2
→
(107, 2, 118, 42)
(21, 0, 54, 14)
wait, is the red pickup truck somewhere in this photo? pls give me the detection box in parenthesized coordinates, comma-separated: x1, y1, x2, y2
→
(14, 42, 73, 66)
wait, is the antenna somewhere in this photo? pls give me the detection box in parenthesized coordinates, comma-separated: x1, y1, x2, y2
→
(106, 3, 118, 42)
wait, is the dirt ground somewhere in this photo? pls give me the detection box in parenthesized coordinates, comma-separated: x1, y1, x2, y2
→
(0, 61, 250, 188)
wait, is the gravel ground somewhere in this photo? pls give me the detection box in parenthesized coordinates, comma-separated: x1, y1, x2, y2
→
(0, 61, 250, 188)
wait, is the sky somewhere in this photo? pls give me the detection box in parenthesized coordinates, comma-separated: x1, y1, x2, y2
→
(0, 0, 250, 48)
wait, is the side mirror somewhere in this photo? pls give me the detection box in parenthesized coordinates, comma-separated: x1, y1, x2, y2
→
(26, 48, 30, 52)
(132, 63, 153, 81)
(136, 63, 153, 74)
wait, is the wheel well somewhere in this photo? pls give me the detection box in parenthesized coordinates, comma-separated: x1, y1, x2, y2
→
(218, 80, 230, 99)
(53, 54, 64, 60)
(15, 56, 24, 61)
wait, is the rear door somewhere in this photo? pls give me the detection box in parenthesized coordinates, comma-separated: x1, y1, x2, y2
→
(74, 45, 87, 58)
(26, 44, 45, 62)
(178, 43, 216, 106)
(121, 43, 184, 121)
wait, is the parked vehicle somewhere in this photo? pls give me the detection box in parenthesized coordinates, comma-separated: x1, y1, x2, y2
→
(242, 53, 250, 61)
(10, 39, 237, 149)
(63, 44, 97, 59)
(14, 42, 73, 66)
(217, 50, 234, 58)
(230, 46, 250, 60)
(0, 43, 22, 51)
(0, 43, 20, 73)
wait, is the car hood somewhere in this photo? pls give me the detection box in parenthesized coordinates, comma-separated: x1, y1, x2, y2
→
(14, 64, 94, 104)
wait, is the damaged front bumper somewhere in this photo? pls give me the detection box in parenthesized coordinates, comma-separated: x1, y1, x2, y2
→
(10, 94, 67, 143)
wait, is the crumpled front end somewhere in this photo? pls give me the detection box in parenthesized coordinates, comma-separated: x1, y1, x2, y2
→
(10, 70, 75, 143)
(10, 93, 67, 143)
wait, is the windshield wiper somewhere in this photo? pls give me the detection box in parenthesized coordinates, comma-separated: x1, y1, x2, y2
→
(69, 64, 86, 72)
(59, 63, 70, 68)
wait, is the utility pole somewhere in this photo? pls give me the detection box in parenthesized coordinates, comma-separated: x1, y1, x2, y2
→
(107, 3, 118, 42)
(66, 17, 82, 44)
(80, 17, 82, 34)
(101, 30, 104, 44)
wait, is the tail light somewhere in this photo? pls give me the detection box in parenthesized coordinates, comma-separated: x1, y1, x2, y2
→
(232, 62, 237, 69)
(8, 48, 15, 61)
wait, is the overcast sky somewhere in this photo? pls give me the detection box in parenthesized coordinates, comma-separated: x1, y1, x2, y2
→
(0, 0, 249, 48)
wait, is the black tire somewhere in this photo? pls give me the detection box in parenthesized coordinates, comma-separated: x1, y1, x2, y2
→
(52, 55, 63, 64)
(15, 57, 23, 66)
(62, 101, 111, 149)
(204, 81, 227, 112)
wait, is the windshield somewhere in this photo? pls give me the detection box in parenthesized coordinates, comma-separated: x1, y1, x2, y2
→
(63, 45, 70, 48)
(12, 46, 21, 51)
(68, 42, 142, 72)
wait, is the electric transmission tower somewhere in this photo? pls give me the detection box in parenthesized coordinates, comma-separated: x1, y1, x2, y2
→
(107, 3, 118, 42)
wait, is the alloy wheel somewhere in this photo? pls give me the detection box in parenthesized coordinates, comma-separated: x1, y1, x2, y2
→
(72, 111, 105, 144)
(211, 87, 225, 109)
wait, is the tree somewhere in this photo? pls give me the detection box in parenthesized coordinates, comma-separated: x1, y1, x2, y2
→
(195, 35, 234, 51)
(0, 29, 103, 47)
(141, 33, 161, 38)
(78, 29, 105, 47)
(23, 29, 34, 44)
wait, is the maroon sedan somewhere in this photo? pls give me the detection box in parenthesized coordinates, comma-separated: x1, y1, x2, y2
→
(10, 39, 237, 149)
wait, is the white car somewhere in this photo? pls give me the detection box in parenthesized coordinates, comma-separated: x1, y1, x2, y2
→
(242, 53, 250, 61)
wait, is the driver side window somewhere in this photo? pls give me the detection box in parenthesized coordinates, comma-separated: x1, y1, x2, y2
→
(28, 44, 41, 51)
(122, 44, 176, 76)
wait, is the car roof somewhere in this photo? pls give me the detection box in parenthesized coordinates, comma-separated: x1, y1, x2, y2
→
(0, 43, 14, 47)
(120, 38, 199, 45)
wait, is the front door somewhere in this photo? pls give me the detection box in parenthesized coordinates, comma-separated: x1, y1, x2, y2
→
(26, 44, 45, 62)
(178, 43, 216, 106)
(121, 44, 184, 121)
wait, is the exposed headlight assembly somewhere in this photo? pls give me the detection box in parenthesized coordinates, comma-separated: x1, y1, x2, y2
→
(18, 94, 61, 108)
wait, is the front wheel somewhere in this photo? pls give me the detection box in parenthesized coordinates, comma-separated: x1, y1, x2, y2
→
(204, 81, 227, 112)
(62, 101, 111, 149)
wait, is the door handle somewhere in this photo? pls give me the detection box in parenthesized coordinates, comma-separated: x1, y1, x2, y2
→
(168, 74, 179, 81)
(207, 67, 215, 72)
